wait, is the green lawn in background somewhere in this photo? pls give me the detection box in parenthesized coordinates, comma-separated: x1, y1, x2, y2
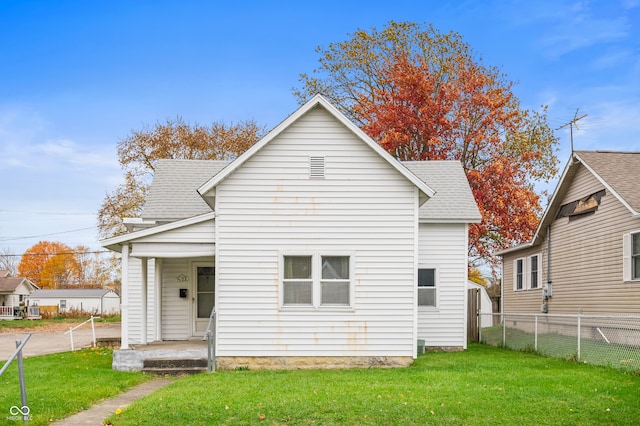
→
(109, 344, 640, 425)
(0, 348, 148, 425)
(0, 316, 121, 330)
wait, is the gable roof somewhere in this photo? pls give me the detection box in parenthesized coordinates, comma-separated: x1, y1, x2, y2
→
(573, 151, 640, 215)
(31, 289, 116, 298)
(0, 276, 38, 293)
(142, 159, 229, 221)
(197, 94, 436, 201)
(404, 161, 481, 223)
(499, 150, 640, 255)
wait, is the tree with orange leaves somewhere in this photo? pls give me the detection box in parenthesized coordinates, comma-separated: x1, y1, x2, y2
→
(18, 241, 74, 288)
(295, 21, 559, 267)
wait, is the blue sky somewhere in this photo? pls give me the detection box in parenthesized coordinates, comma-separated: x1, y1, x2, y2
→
(1, 0, 639, 255)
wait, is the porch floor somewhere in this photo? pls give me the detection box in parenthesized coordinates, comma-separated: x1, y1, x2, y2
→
(130, 340, 208, 351)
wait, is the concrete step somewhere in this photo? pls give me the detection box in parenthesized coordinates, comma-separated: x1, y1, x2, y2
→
(96, 337, 121, 348)
(142, 357, 208, 375)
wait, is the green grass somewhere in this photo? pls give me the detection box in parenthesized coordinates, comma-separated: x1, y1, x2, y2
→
(108, 344, 640, 425)
(0, 348, 148, 425)
(481, 325, 640, 371)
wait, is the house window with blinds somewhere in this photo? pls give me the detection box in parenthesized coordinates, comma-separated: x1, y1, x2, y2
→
(418, 268, 436, 307)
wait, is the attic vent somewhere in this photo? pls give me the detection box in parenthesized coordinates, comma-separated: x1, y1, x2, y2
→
(309, 156, 325, 178)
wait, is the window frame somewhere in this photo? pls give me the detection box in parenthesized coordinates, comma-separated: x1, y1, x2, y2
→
(281, 254, 353, 309)
(513, 255, 542, 291)
(632, 231, 640, 281)
(417, 267, 437, 308)
(529, 254, 541, 289)
(282, 255, 314, 306)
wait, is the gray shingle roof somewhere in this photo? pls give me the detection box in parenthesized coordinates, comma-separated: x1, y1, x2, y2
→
(0, 277, 29, 292)
(141, 159, 479, 223)
(575, 151, 640, 213)
(142, 159, 230, 220)
(31, 289, 115, 298)
(404, 161, 481, 222)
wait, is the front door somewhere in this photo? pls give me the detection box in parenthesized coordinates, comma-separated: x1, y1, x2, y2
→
(193, 264, 215, 336)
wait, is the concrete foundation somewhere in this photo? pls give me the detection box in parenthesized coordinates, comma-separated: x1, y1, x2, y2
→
(112, 342, 208, 372)
(216, 355, 414, 370)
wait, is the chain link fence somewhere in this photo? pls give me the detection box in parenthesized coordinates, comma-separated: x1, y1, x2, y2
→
(479, 313, 640, 372)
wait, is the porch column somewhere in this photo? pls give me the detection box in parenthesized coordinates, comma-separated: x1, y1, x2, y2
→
(141, 257, 148, 345)
(154, 258, 162, 341)
(120, 244, 129, 349)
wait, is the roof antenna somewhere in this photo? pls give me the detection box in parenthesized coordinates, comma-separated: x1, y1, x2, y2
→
(556, 109, 587, 154)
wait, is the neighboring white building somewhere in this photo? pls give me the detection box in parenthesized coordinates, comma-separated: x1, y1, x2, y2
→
(102, 95, 481, 370)
(30, 289, 120, 315)
(0, 270, 39, 319)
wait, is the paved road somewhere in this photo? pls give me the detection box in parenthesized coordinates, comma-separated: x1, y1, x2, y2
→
(0, 323, 121, 360)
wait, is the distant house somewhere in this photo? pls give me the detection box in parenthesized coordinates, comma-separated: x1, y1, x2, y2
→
(500, 151, 640, 314)
(30, 289, 121, 315)
(101, 95, 481, 371)
(0, 270, 39, 319)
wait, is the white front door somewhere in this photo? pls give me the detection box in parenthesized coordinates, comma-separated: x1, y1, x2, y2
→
(192, 264, 215, 337)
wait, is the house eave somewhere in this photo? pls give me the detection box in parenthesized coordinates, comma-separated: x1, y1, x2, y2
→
(100, 212, 216, 252)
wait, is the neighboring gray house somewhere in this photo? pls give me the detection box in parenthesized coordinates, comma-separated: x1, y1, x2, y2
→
(30, 289, 120, 315)
(0, 270, 39, 319)
(500, 151, 640, 314)
(102, 95, 481, 371)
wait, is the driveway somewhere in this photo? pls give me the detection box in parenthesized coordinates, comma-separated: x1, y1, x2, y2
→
(0, 322, 121, 361)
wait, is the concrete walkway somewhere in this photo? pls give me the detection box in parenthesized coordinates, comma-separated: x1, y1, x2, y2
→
(51, 378, 173, 425)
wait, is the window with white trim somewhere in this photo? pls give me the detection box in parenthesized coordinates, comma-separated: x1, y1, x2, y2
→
(530, 254, 541, 289)
(515, 258, 524, 290)
(634, 233, 640, 280)
(283, 256, 313, 305)
(282, 255, 351, 308)
(418, 268, 436, 307)
(625, 231, 640, 281)
(514, 255, 542, 291)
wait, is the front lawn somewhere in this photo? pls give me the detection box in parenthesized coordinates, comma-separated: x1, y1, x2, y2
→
(0, 348, 148, 425)
(109, 344, 640, 425)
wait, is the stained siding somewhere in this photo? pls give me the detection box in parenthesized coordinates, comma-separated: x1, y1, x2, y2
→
(214, 106, 418, 357)
(417, 223, 468, 347)
(503, 163, 640, 314)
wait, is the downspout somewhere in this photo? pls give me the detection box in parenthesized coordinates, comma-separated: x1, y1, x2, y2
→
(542, 224, 552, 313)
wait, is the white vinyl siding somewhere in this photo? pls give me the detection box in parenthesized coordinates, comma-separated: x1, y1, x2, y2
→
(213, 106, 418, 357)
(417, 223, 468, 348)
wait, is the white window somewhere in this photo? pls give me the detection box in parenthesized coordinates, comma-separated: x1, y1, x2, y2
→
(283, 256, 313, 305)
(418, 268, 436, 307)
(515, 258, 524, 290)
(282, 255, 351, 308)
(514, 255, 542, 291)
(530, 254, 541, 289)
(321, 256, 350, 306)
(623, 231, 640, 281)
(634, 233, 640, 280)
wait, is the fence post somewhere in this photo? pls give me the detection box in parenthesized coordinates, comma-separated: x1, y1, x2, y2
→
(16, 339, 28, 422)
(502, 314, 506, 347)
(534, 315, 538, 352)
(91, 316, 96, 347)
(69, 327, 74, 351)
(577, 312, 581, 361)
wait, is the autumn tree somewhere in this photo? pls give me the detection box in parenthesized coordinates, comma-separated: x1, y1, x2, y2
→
(295, 21, 559, 267)
(18, 241, 74, 288)
(98, 117, 265, 238)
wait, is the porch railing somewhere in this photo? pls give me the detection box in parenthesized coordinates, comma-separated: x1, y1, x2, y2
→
(204, 307, 216, 373)
(0, 306, 13, 318)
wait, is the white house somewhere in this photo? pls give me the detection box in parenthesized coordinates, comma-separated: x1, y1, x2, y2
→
(0, 271, 39, 319)
(30, 289, 120, 315)
(102, 95, 481, 371)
